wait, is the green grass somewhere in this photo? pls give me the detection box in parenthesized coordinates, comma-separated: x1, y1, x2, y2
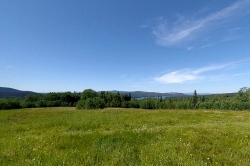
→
(0, 107, 250, 165)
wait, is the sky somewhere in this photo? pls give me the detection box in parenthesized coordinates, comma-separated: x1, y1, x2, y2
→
(1, 0, 250, 93)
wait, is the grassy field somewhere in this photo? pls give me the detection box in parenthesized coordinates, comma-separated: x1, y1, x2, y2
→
(0, 107, 250, 165)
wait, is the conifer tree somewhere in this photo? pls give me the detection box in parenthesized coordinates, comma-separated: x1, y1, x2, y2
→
(192, 90, 198, 109)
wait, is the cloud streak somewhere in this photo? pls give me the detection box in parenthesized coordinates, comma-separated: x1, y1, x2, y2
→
(153, 0, 250, 47)
(154, 61, 248, 84)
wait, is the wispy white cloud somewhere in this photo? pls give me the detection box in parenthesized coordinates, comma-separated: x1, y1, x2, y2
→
(154, 60, 249, 84)
(200, 44, 213, 49)
(152, 0, 250, 47)
(200, 33, 242, 49)
(155, 69, 199, 83)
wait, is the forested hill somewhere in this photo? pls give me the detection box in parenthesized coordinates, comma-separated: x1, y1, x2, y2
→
(0, 87, 38, 98)
(0, 87, 188, 99)
(107, 91, 187, 98)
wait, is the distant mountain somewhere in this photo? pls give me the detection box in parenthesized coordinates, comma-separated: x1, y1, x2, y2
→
(0, 87, 204, 99)
(184, 93, 211, 96)
(103, 90, 187, 98)
(0, 87, 38, 98)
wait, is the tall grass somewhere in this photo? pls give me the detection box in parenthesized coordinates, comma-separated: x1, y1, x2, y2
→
(0, 107, 250, 165)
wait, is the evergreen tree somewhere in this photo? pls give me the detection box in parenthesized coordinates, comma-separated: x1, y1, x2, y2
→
(160, 96, 163, 102)
(192, 90, 198, 109)
(201, 96, 205, 102)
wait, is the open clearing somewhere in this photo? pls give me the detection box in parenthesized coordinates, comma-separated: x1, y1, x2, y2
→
(0, 107, 250, 165)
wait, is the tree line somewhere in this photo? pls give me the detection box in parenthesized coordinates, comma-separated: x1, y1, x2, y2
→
(1, 87, 250, 110)
(0, 92, 80, 110)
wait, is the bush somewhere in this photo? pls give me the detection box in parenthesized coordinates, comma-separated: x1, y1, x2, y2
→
(197, 101, 213, 109)
(176, 101, 192, 109)
(220, 100, 230, 110)
(140, 98, 159, 109)
(0, 99, 21, 110)
(128, 100, 140, 108)
(76, 100, 85, 109)
(121, 101, 129, 108)
(21, 101, 36, 108)
(212, 101, 221, 109)
(110, 99, 121, 107)
(35, 100, 47, 108)
(76, 97, 105, 109)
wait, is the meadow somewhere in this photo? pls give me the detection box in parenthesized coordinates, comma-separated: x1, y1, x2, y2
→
(0, 107, 250, 165)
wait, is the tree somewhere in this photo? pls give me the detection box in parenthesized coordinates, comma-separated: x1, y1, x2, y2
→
(201, 96, 205, 102)
(0, 98, 21, 110)
(76, 97, 105, 109)
(192, 90, 198, 109)
(140, 98, 159, 109)
(237, 87, 250, 102)
(159, 96, 163, 102)
(80, 89, 98, 100)
(76, 89, 105, 109)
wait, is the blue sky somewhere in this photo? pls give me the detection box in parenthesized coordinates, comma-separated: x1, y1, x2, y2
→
(1, 0, 250, 93)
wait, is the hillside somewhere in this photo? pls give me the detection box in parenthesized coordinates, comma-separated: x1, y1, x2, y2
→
(101, 90, 187, 98)
(0, 87, 188, 99)
(0, 87, 37, 98)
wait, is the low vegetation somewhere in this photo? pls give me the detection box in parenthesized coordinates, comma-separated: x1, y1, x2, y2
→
(1, 87, 250, 110)
(0, 107, 250, 165)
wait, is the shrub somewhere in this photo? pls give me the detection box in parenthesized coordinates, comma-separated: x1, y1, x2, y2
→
(0, 99, 21, 110)
(212, 101, 221, 109)
(76, 97, 105, 109)
(128, 100, 140, 108)
(176, 101, 192, 109)
(140, 98, 159, 109)
(220, 100, 230, 110)
(21, 101, 36, 108)
(121, 101, 129, 108)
